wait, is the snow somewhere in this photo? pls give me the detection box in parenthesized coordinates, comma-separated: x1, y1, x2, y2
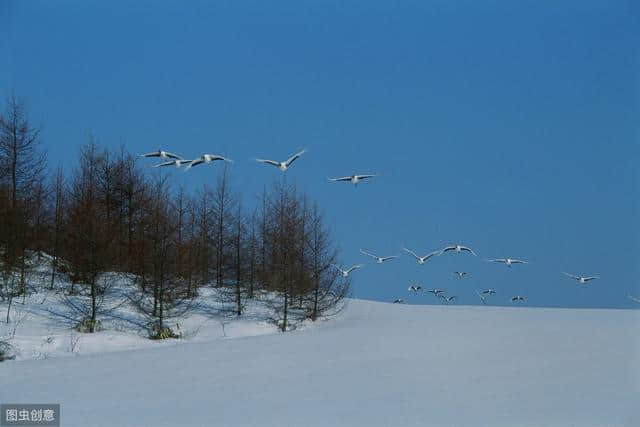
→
(2, 294, 639, 427)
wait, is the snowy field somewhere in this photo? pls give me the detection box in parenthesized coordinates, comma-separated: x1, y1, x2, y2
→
(2, 293, 639, 426)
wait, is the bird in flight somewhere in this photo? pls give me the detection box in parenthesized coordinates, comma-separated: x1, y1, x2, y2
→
(427, 289, 446, 296)
(403, 248, 441, 265)
(408, 285, 423, 293)
(152, 159, 193, 168)
(360, 249, 399, 264)
(627, 294, 640, 304)
(439, 295, 457, 304)
(328, 174, 377, 186)
(486, 258, 527, 267)
(452, 271, 469, 279)
(139, 150, 182, 160)
(331, 264, 364, 278)
(476, 290, 487, 305)
(563, 272, 599, 285)
(511, 296, 526, 303)
(441, 245, 477, 256)
(256, 149, 306, 172)
(482, 289, 496, 296)
(186, 154, 233, 170)
(392, 298, 406, 304)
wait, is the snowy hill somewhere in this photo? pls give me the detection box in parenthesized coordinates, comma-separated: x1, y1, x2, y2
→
(2, 298, 639, 427)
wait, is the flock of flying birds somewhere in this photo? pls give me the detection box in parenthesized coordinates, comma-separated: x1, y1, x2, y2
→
(139, 149, 640, 307)
(333, 245, 601, 305)
(139, 148, 376, 184)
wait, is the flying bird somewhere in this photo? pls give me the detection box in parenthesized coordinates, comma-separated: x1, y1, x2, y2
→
(331, 264, 364, 278)
(403, 248, 441, 265)
(152, 159, 193, 168)
(441, 245, 477, 256)
(392, 298, 406, 304)
(482, 289, 496, 296)
(408, 285, 423, 293)
(256, 149, 306, 172)
(627, 294, 640, 304)
(360, 249, 399, 264)
(186, 154, 233, 170)
(439, 295, 457, 303)
(139, 150, 182, 160)
(563, 272, 599, 284)
(452, 271, 469, 279)
(476, 290, 487, 305)
(328, 174, 377, 185)
(486, 258, 527, 267)
(427, 289, 446, 296)
(511, 296, 526, 303)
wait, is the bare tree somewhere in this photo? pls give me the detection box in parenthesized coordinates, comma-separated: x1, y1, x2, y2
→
(48, 166, 65, 290)
(129, 173, 195, 339)
(0, 96, 46, 297)
(64, 142, 114, 331)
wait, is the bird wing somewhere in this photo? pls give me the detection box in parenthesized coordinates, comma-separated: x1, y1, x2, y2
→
(360, 249, 378, 259)
(584, 276, 599, 281)
(425, 250, 442, 259)
(381, 255, 399, 261)
(563, 272, 580, 280)
(627, 294, 640, 304)
(441, 246, 455, 253)
(346, 264, 363, 274)
(328, 176, 352, 182)
(140, 151, 160, 158)
(164, 151, 182, 160)
(208, 155, 233, 163)
(152, 161, 175, 168)
(256, 159, 280, 167)
(185, 158, 204, 170)
(284, 149, 306, 167)
(355, 174, 376, 180)
(403, 247, 420, 259)
(512, 259, 527, 264)
(461, 246, 477, 256)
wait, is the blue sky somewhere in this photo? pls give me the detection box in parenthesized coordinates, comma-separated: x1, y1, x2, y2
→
(2, 1, 638, 308)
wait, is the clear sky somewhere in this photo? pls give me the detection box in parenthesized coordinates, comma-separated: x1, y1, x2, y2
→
(2, 1, 638, 308)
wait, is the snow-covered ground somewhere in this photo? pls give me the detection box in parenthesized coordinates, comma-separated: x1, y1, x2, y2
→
(0, 255, 293, 362)
(2, 292, 639, 426)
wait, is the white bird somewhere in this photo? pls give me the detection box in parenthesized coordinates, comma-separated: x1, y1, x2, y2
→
(482, 289, 496, 296)
(452, 271, 469, 279)
(511, 295, 526, 303)
(476, 290, 487, 305)
(563, 272, 599, 284)
(331, 264, 364, 278)
(627, 294, 640, 304)
(439, 295, 457, 303)
(393, 298, 406, 304)
(152, 159, 193, 168)
(256, 149, 305, 172)
(328, 174, 377, 185)
(408, 285, 423, 293)
(186, 154, 233, 170)
(441, 245, 477, 256)
(139, 150, 182, 160)
(427, 288, 446, 296)
(360, 249, 399, 264)
(486, 258, 527, 267)
(403, 248, 441, 265)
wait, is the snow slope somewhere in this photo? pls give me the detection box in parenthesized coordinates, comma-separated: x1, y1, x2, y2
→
(2, 299, 638, 427)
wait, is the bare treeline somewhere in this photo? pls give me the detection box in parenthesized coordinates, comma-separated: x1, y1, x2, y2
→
(0, 97, 348, 335)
